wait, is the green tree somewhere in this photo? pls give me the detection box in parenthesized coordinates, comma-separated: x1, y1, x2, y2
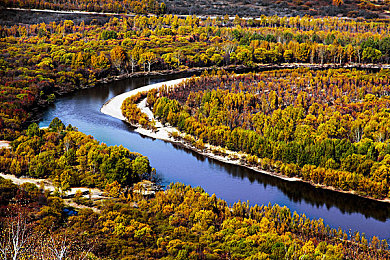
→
(362, 47, 382, 63)
(110, 46, 127, 71)
(131, 156, 151, 179)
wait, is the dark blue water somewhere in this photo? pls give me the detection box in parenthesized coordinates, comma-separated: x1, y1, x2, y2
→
(39, 75, 390, 240)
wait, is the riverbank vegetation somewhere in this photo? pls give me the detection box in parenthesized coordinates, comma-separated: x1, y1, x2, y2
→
(1, 14, 390, 139)
(1, 178, 389, 259)
(0, 118, 153, 194)
(121, 68, 390, 200)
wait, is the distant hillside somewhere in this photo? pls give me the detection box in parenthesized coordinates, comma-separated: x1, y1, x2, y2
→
(164, 0, 389, 18)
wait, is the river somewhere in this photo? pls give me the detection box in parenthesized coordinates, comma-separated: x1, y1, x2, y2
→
(39, 74, 390, 240)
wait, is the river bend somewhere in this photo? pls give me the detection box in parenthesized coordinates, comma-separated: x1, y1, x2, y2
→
(39, 74, 390, 240)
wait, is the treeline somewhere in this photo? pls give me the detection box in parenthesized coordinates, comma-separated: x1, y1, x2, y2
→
(123, 69, 390, 199)
(0, 118, 153, 194)
(164, 0, 388, 19)
(1, 179, 389, 259)
(1, 15, 390, 139)
(0, 0, 165, 14)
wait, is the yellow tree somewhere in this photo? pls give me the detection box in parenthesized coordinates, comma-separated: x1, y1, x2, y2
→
(91, 52, 109, 70)
(128, 47, 141, 73)
(140, 51, 157, 72)
(72, 52, 84, 69)
(333, 0, 344, 6)
(346, 44, 355, 63)
(110, 46, 127, 72)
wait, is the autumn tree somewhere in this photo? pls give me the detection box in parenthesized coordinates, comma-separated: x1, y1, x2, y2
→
(110, 46, 127, 72)
(139, 51, 157, 72)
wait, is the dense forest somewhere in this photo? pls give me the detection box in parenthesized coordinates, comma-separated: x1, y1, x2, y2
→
(0, 0, 165, 14)
(2, 5, 390, 259)
(164, 0, 389, 18)
(1, 0, 388, 18)
(1, 177, 389, 259)
(121, 68, 390, 200)
(1, 14, 390, 139)
(0, 118, 153, 194)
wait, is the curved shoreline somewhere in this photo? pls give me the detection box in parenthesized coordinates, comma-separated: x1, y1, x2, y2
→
(101, 78, 189, 121)
(101, 78, 390, 205)
(101, 78, 190, 141)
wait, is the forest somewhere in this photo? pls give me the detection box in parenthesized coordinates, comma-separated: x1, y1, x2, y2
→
(1, 177, 389, 259)
(0, 118, 154, 194)
(1, 0, 388, 18)
(1, 14, 390, 139)
(163, 0, 388, 18)
(2, 5, 390, 259)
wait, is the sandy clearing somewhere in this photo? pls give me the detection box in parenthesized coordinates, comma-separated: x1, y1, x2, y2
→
(0, 141, 11, 149)
(0, 172, 52, 189)
(0, 173, 105, 199)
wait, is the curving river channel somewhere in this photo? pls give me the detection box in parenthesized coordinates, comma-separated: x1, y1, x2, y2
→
(39, 74, 390, 240)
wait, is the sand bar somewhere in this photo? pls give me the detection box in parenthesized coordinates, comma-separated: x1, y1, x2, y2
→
(101, 78, 188, 121)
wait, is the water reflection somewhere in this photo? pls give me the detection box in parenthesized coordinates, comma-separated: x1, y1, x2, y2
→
(167, 141, 390, 222)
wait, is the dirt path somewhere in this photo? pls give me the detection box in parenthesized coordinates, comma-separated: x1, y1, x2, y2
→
(64, 200, 102, 213)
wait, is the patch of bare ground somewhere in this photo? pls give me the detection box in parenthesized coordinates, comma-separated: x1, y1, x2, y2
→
(0, 141, 11, 149)
(0, 172, 108, 211)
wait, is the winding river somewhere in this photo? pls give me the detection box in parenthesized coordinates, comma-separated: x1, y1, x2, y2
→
(39, 74, 390, 240)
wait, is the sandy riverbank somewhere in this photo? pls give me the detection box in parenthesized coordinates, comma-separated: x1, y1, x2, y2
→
(101, 78, 390, 204)
(101, 78, 189, 140)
